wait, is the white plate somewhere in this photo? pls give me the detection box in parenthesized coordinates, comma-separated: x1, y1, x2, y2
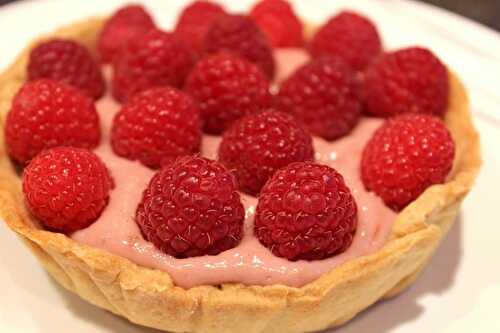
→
(1, 0, 499, 332)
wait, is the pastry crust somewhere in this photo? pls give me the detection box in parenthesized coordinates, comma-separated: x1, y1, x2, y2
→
(0, 17, 481, 333)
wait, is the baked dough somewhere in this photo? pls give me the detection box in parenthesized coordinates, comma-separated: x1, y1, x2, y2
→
(0, 17, 481, 333)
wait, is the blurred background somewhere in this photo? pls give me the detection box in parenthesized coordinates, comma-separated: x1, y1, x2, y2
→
(420, 0, 500, 31)
(0, 0, 499, 31)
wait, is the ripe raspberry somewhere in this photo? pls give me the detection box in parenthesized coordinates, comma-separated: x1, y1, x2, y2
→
(28, 39, 105, 99)
(136, 156, 245, 258)
(219, 110, 314, 195)
(310, 11, 382, 71)
(23, 147, 113, 233)
(111, 87, 202, 169)
(276, 56, 361, 140)
(5, 79, 101, 165)
(203, 14, 275, 78)
(361, 114, 455, 211)
(250, 0, 304, 48)
(175, 1, 226, 53)
(255, 162, 357, 261)
(185, 52, 272, 134)
(112, 28, 195, 102)
(98, 4, 155, 63)
(363, 47, 449, 118)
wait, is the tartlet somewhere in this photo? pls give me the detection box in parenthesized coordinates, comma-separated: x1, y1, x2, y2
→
(0, 16, 481, 333)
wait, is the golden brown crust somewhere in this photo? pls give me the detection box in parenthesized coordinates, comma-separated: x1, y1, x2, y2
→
(0, 17, 481, 333)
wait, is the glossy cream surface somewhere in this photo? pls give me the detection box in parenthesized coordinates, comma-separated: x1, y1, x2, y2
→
(71, 50, 396, 288)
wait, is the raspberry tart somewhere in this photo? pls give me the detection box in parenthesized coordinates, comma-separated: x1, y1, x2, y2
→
(0, 2, 480, 333)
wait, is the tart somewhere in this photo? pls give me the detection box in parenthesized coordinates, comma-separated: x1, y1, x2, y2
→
(0, 3, 481, 333)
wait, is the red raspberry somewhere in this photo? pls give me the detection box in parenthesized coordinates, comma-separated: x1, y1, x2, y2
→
(310, 11, 382, 71)
(185, 52, 272, 134)
(175, 1, 226, 53)
(98, 4, 155, 63)
(22, 147, 113, 233)
(5, 79, 101, 165)
(363, 47, 449, 118)
(203, 14, 275, 78)
(250, 0, 304, 48)
(28, 39, 105, 99)
(136, 156, 245, 258)
(276, 56, 361, 140)
(255, 162, 357, 261)
(112, 28, 195, 102)
(361, 114, 455, 211)
(111, 86, 202, 169)
(219, 110, 314, 195)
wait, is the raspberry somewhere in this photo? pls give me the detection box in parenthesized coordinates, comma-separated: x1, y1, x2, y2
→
(310, 11, 382, 71)
(175, 1, 226, 53)
(112, 28, 195, 102)
(203, 14, 275, 78)
(22, 147, 113, 233)
(185, 52, 272, 134)
(361, 114, 455, 211)
(98, 4, 155, 63)
(111, 87, 202, 169)
(28, 39, 105, 99)
(136, 156, 245, 258)
(255, 162, 357, 261)
(5, 79, 101, 165)
(276, 56, 361, 140)
(219, 110, 314, 195)
(363, 47, 449, 118)
(250, 0, 304, 47)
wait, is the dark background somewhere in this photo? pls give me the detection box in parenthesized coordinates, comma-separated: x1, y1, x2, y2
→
(0, 0, 499, 32)
(421, 0, 500, 31)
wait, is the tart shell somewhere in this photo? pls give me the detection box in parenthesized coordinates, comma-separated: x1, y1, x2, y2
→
(0, 17, 481, 333)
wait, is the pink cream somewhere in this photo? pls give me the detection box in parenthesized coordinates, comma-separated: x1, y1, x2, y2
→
(71, 50, 396, 288)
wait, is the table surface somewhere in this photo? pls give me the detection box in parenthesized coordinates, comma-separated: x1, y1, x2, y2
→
(0, 1, 499, 332)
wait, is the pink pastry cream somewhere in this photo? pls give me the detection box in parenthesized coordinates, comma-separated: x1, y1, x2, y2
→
(72, 49, 396, 288)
